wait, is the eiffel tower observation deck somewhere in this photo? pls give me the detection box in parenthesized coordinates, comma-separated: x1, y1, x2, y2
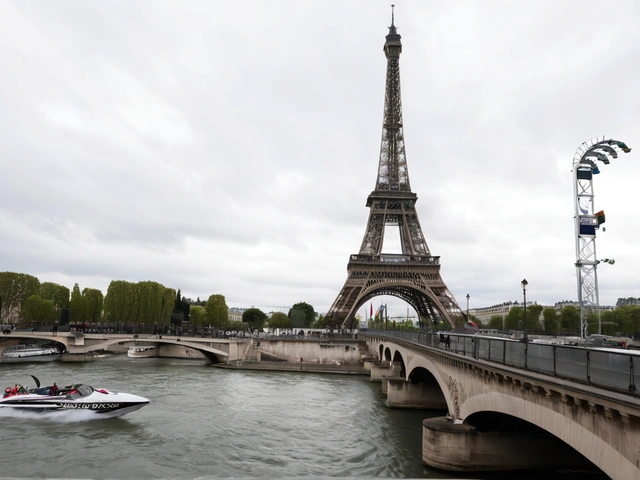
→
(327, 8, 464, 329)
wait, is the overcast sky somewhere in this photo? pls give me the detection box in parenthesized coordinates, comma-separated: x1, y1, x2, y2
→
(1, 0, 639, 319)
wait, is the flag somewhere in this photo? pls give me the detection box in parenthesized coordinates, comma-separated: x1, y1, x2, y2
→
(596, 210, 605, 225)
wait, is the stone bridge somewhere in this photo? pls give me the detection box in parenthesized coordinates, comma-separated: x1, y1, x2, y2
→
(0, 332, 232, 363)
(362, 330, 640, 478)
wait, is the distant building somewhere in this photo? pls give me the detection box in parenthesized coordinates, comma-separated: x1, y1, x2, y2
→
(469, 301, 522, 323)
(554, 300, 580, 311)
(228, 307, 245, 323)
(616, 297, 640, 308)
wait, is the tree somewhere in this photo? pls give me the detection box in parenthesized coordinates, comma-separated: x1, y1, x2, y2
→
(136, 281, 167, 327)
(103, 280, 139, 324)
(189, 306, 206, 331)
(288, 302, 316, 328)
(542, 307, 559, 335)
(21, 295, 57, 324)
(69, 283, 87, 325)
(83, 288, 104, 323)
(559, 305, 580, 334)
(600, 310, 618, 335)
(487, 315, 504, 330)
(0, 272, 40, 323)
(40, 282, 70, 317)
(268, 312, 292, 329)
(504, 307, 523, 331)
(160, 288, 175, 325)
(242, 307, 267, 331)
(171, 289, 190, 326)
(525, 304, 543, 332)
(205, 294, 228, 329)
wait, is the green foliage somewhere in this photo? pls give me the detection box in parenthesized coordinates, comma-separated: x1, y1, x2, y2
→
(172, 289, 190, 325)
(288, 302, 316, 328)
(83, 288, 104, 323)
(189, 306, 206, 330)
(161, 288, 175, 325)
(0, 272, 40, 322)
(504, 307, 523, 330)
(525, 304, 543, 332)
(21, 295, 57, 324)
(40, 282, 70, 315)
(69, 283, 87, 324)
(391, 319, 418, 332)
(321, 316, 341, 329)
(311, 314, 325, 328)
(103, 280, 174, 326)
(450, 314, 465, 328)
(227, 320, 246, 332)
(242, 307, 267, 330)
(600, 310, 617, 335)
(487, 315, 504, 330)
(103, 280, 138, 324)
(542, 307, 559, 335)
(136, 281, 168, 326)
(205, 294, 228, 329)
(268, 312, 292, 329)
(559, 305, 580, 333)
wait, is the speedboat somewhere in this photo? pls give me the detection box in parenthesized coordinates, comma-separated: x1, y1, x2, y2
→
(1, 376, 149, 418)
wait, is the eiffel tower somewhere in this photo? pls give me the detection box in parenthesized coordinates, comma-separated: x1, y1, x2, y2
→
(327, 9, 464, 329)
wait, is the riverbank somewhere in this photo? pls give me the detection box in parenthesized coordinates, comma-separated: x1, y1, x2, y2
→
(214, 360, 368, 375)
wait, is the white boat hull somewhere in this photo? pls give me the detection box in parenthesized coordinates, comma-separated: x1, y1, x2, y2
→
(1, 344, 61, 364)
(128, 346, 157, 358)
(0, 354, 61, 364)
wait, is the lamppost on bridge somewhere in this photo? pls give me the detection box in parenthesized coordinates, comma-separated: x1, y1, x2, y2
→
(466, 294, 470, 323)
(521, 279, 528, 343)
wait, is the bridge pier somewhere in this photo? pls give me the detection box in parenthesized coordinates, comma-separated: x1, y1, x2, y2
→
(369, 361, 391, 382)
(59, 353, 95, 363)
(385, 378, 447, 410)
(422, 416, 596, 472)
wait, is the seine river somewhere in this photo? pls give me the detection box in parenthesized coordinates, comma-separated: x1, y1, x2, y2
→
(0, 356, 607, 479)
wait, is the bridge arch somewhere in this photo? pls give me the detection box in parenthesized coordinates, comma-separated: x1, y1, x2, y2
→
(460, 391, 630, 475)
(83, 338, 229, 363)
(392, 350, 405, 378)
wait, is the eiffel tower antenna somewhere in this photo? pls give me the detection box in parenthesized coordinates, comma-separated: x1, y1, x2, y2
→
(327, 11, 464, 330)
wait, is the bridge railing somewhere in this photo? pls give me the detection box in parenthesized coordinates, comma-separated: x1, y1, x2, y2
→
(362, 330, 639, 395)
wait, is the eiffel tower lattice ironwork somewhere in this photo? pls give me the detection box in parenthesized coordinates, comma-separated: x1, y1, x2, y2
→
(327, 10, 464, 329)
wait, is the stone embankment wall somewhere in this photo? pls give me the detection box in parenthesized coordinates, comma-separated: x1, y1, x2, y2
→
(246, 339, 366, 365)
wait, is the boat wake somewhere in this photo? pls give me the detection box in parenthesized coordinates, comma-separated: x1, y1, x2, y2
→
(0, 407, 113, 423)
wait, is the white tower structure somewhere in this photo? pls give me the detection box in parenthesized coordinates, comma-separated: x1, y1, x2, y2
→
(572, 137, 631, 338)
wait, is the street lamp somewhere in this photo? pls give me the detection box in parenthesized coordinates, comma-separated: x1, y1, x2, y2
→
(466, 294, 470, 323)
(573, 137, 631, 339)
(521, 279, 528, 343)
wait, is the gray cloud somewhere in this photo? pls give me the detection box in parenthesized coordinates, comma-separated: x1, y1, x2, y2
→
(1, 0, 639, 319)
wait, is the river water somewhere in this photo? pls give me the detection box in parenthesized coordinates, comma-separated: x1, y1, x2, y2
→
(0, 356, 607, 479)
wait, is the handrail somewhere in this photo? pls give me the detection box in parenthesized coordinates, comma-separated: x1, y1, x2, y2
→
(362, 329, 638, 395)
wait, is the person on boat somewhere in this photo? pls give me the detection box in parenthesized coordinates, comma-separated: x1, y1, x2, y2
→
(11, 384, 19, 395)
(50, 383, 58, 396)
(3, 387, 11, 398)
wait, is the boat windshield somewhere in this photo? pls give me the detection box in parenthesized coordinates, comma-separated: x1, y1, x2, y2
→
(77, 385, 94, 397)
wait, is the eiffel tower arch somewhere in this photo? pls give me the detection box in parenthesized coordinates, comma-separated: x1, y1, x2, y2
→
(327, 10, 464, 330)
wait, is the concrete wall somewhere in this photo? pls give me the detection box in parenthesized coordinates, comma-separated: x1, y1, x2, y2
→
(253, 340, 365, 365)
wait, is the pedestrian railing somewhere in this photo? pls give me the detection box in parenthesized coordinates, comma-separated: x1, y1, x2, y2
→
(362, 329, 639, 395)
